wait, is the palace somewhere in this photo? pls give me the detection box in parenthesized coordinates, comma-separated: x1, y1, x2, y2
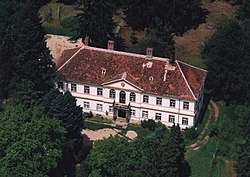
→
(56, 40, 207, 129)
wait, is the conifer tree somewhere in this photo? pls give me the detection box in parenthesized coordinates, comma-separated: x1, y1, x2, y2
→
(137, 23, 174, 58)
(0, 26, 13, 100)
(76, 0, 116, 48)
(10, 3, 56, 104)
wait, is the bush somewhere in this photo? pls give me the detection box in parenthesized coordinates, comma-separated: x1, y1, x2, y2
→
(141, 119, 157, 131)
(83, 111, 93, 119)
(184, 127, 198, 140)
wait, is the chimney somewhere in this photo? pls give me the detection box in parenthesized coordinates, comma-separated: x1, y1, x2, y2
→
(146, 48, 153, 59)
(169, 51, 175, 64)
(107, 40, 114, 50)
(84, 36, 89, 46)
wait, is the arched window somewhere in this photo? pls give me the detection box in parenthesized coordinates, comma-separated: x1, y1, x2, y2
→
(109, 89, 116, 98)
(119, 91, 126, 104)
(130, 92, 136, 102)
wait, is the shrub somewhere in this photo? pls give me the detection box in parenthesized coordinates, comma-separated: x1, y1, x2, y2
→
(184, 127, 198, 140)
(141, 119, 157, 131)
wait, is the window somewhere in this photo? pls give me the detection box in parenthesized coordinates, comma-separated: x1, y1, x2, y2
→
(109, 89, 115, 98)
(83, 101, 89, 109)
(170, 99, 176, 107)
(169, 115, 175, 123)
(96, 104, 103, 112)
(109, 106, 113, 113)
(58, 82, 64, 90)
(143, 95, 149, 103)
(97, 88, 103, 96)
(155, 113, 161, 120)
(71, 83, 77, 92)
(84, 86, 90, 94)
(156, 97, 162, 105)
(130, 92, 136, 102)
(183, 101, 189, 110)
(130, 109, 135, 117)
(182, 117, 188, 125)
(142, 111, 148, 119)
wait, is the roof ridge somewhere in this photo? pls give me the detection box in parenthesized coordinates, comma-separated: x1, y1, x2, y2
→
(58, 45, 86, 71)
(176, 61, 196, 100)
(177, 60, 208, 72)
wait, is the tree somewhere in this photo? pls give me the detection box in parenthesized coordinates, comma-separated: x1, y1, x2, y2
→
(137, 24, 174, 58)
(236, 0, 250, 21)
(43, 90, 84, 176)
(0, 105, 65, 176)
(123, 0, 206, 34)
(76, 0, 116, 48)
(202, 19, 250, 104)
(78, 136, 142, 177)
(0, 26, 14, 100)
(9, 2, 57, 105)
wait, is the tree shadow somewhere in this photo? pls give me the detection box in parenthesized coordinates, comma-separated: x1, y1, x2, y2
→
(180, 160, 192, 177)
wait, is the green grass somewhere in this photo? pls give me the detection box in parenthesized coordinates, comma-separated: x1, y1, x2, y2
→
(84, 120, 152, 139)
(126, 123, 152, 138)
(84, 121, 113, 131)
(175, 45, 207, 69)
(187, 138, 227, 177)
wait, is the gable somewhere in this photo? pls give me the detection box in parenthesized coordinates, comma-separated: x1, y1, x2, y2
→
(103, 80, 142, 92)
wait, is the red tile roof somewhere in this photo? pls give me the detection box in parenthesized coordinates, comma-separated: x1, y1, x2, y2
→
(57, 45, 207, 100)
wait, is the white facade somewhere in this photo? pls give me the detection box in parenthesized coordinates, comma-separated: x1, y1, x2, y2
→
(57, 79, 204, 129)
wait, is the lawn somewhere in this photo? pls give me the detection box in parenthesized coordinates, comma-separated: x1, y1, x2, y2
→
(187, 138, 227, 177)
(84, 118, 152, 139)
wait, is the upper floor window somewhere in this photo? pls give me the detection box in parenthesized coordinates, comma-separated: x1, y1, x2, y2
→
(83, 101, 89, 109)
(84, 85, 90, 94)
(97, 88, 103, 96)
(169, 115, 175, 123)
(155, 113, 161, 120)
(142, 111, 148, 119)
(170, 99, 176, 107)
(143, 95, 149, 103)
(58, 82, 64, 90)
(156, 97, 162, 105)
(183, 101, 189, 110)
(182, 117, 188, 125)
(130, 109, 136, 117)
(71, 83, 77, 92)
(130, 92, 136, 102)
(96, 103, 103, 112)
(109, 89, 115, 98)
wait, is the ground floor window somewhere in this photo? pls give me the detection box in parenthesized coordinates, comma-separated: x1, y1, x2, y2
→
(130, 109, 136, 117)
(169, 115, 175, 123)
(109, 106, 113, 113)
(182, 117, 188, 125)
(83, 101, 89, 109)
(142, 111, 148, 119)
(96, 103, 103, 112)
(155, 113, 161, 120)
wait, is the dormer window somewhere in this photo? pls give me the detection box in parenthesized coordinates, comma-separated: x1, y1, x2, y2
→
(149, 76, 154, 81)
(102, 68, 106, 75)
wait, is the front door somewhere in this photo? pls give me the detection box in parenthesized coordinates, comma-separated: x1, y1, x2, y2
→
(118, 109, 126, 118)
(119, 91, 126, 104)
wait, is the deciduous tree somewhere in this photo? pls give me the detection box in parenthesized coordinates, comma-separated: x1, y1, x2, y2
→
(0, 106, 65, 176)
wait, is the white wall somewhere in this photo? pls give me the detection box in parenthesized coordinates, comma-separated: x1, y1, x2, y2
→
(58, 81, 198, 128)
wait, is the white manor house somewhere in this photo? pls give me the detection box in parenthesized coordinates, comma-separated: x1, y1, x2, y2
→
(56, 40, 207, 129)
